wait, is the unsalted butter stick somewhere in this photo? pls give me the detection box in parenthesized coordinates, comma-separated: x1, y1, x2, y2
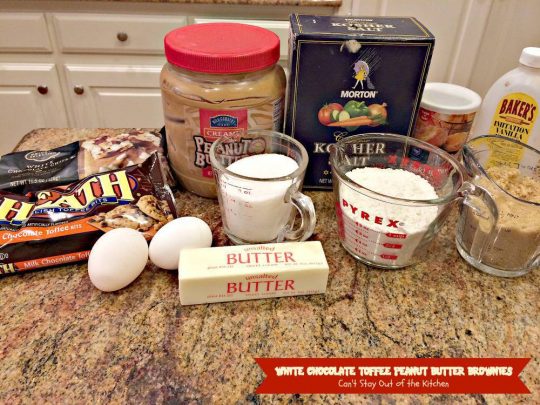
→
(178, 241, 329, 305)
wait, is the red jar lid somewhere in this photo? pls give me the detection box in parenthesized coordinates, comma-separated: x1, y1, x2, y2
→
(164, 23, 281, 74)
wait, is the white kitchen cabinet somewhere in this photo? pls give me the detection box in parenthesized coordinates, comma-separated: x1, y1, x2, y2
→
(63, 64, 164, 128)
(0, 63, 67, 154)
(52, 14, 186, 55)
(356, 0, 483, 86)
(0, 13, 51, 53)
(0, 1, 537, 135)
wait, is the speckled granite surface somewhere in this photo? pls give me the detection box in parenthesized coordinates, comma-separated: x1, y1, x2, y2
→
(55, 0, 341, 6)
(0, 128, 538, 404)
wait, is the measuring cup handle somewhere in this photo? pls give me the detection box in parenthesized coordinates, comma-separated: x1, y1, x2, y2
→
(458, 181, 499, 260)
(459, 181, 499, 221)
(284, 188, 317, 242)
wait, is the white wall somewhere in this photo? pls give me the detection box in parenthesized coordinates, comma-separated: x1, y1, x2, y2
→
(469, 0, 540, 96)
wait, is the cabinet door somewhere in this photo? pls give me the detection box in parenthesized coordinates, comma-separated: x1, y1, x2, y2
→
(64, 64, 164, 128)
(0, 13, 51, 53)
(0, 63, 68, 155)
(53, 14, 186, 55)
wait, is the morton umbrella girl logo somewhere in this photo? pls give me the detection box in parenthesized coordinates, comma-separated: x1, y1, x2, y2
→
(352, 60, 371, 90)
(344, 45, 381, 91)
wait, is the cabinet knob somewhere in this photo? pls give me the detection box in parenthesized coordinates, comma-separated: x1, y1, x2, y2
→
(37, 85, 48, 95)
(117, 32, 128, 42)
(73, 85, 84, 95)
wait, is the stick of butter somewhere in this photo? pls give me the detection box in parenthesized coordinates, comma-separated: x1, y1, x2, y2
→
(178, 241, 329, 305)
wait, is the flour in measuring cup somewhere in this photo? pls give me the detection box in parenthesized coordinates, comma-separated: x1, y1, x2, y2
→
(339, 168, 439, 267)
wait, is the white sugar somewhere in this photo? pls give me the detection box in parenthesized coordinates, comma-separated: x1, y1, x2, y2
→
(227, 153, 298, 178)
(221, 154, 299, 242)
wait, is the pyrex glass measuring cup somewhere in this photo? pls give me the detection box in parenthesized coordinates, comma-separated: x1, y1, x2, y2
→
(210, 130, 316, 245)
(330, 133, 497, 269)
(456, 136, 540, 277)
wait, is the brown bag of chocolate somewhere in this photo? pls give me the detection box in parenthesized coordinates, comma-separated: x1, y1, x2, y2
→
(0, 154, 176, 275)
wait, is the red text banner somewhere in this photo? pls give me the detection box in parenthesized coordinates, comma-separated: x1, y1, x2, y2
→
(255, 358, 530, 394)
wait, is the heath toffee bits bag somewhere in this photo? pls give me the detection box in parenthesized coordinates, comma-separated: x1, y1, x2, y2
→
(0, 154, 176, 275)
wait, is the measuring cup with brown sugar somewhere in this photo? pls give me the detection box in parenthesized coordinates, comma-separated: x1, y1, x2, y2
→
(456, 135, 540, 277)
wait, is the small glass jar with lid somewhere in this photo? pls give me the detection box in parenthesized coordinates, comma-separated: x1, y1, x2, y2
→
(161, 23, 286, 198)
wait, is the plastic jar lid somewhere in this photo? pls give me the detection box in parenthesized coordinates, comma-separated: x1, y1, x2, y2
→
(164, 23, 280, 74)
(519, 47, 540, 68)
(420, 82, 482, 115)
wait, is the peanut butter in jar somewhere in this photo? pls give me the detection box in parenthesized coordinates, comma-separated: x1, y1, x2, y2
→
(161, 23, 286, 198)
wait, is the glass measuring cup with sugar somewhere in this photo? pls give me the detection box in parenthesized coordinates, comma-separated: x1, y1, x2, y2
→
(330, 133, 497, 269)
(456, 136, 540, 277)
(210, 130, 316, 244)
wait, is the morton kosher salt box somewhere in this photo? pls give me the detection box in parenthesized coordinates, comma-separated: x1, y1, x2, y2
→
(285, 15, 435, 189)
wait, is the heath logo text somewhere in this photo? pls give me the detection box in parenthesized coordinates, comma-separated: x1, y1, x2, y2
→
(0, 170, 136, 225)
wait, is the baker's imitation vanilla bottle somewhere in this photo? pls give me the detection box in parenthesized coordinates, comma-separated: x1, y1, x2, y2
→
(471, 47, 540, 166)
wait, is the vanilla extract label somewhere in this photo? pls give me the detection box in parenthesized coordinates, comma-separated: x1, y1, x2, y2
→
(489, 92, 537, 143)
(486, 92, 538, 166)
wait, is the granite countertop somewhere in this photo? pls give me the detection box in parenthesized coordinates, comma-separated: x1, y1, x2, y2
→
(55, 0, 341, 6)
(0, 128, 538, 404)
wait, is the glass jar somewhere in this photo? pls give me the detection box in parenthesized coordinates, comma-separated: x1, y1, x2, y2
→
(160, 23, 286, 198)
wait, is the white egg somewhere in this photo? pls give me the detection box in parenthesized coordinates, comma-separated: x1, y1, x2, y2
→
(149, 217, 212, 270)
(88, 228, 149, 292)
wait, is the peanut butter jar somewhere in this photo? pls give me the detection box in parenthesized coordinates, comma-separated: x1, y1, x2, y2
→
(161, 23, 286, 198)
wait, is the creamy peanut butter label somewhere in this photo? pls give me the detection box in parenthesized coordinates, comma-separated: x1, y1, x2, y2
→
(185, 99, 282, 180)
(196, 108, 248, 178)
(487, 92, 538, 166)
(197, 108, 248, 178)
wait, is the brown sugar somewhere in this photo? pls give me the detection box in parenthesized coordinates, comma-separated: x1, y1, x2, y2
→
(459, 166, 540, 272)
